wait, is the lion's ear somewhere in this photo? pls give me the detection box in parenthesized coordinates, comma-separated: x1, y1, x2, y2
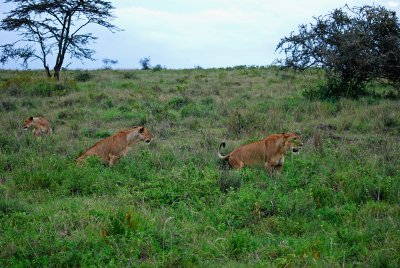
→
(139, 127, 145, 133)
(29, 116, 33, 120)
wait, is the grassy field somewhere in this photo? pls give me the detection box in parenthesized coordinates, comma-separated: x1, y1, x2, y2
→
(0, 67, 399, 267)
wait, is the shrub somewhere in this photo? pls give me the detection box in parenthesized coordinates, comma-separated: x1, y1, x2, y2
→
(74, 71, 93, 82)
(152, 64, 163, 71)
(167, 96, 192, 110)
(0, 101, 17, 111)
(121, 72, 138, 79)
(225, 109, 262, 137)
(218, 171, 243, 193)
(303, 76, 368, 100)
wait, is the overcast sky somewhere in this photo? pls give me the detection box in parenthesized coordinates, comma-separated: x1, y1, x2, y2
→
(1, 0, 399, 69)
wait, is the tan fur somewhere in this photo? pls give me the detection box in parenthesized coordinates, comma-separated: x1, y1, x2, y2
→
(218, 132, 302, 174)
(22, 116, 52, 136)
(76, 126, 153, 166)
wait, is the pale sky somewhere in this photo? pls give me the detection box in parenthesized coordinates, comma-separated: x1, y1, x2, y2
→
(1, 0, 399, 69)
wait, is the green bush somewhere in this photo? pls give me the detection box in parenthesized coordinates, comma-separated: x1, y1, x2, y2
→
(218, 170, 243, 193)
(167, 96, 192, 110)
(303, 77, 368, 100)
(0, 101, 17, 111)
(74, 71, 93, 82)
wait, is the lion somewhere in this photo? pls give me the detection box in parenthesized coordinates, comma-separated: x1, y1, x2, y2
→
(76, 126, 154, 166)
(22, 116, 52, 136)
(218, 132, 302, 174)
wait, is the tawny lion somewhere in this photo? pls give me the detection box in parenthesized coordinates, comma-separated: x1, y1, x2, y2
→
(76, 126, 154, 166)
(218, 132, 302, 174)
(22, 116, 53, 136)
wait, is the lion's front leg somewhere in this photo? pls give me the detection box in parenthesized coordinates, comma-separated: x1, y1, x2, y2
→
(33, 128, 40, 136)
(273, 164, 283, 175)
(108, 154, 120, 166)
(264, 161, 273, 175)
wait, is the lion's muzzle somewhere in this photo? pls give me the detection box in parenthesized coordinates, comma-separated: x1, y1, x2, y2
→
(291, 142, 303, 154)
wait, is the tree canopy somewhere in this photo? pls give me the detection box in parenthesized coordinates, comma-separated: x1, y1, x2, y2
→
(275, 5, 400, 98)
(0, 0, 121, 80)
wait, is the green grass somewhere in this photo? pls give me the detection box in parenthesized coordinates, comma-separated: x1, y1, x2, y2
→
(0, 67, 399, 267)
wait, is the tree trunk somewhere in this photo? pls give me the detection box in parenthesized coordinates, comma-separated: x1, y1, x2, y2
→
(53, 67, 60, 81)
(44, 66, 51, 78)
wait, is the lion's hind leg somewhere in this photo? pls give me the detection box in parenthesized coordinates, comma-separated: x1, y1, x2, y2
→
(229, 157, 245, 170)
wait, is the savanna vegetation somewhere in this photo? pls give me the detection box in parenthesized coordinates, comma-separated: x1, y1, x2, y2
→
(0, 0, 120, 80)
(0, 67, 399, 267)
(276, 5, 400, 99)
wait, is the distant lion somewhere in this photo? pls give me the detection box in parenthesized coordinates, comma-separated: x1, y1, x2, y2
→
(218, 132, 302, 174)
(76, 126, 154, 166)
(22, 116, 52, 136)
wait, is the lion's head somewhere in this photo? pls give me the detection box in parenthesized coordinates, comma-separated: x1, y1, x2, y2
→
(22, 116, 34, 130)
(283, 132, 303, 153)
(138, 126, 154, 144)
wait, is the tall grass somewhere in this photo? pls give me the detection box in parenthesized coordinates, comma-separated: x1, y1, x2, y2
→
(0, 68, 399, 266)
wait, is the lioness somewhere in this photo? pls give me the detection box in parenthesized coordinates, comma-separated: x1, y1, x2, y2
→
(76, 126, 154, 166)
(218, 132, 302, 174)
(22, 116, 52, 136)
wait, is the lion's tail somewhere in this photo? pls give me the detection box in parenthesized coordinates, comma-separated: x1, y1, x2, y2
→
(218, 142, 230, 160)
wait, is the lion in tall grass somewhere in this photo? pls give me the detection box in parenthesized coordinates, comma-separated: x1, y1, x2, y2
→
(22, 116, 52, 136)
(77, 126, 154, 166)
(218, 132, 302, 174)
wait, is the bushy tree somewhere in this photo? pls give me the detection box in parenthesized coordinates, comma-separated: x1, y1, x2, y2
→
(102, 58, 118, 69)
(139, 57, 151, 70)
(275, 5, 400, 99)
(152, 64, 163, 71)
(0, 0, 121, 80)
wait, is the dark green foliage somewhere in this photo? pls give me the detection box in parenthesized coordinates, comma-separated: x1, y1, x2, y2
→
(0, 100, 17, 112)
(277, 5, 400, 99)
(74, 71, 93, 82)
(139, 57, 151, 70)
(167, 96, 192, 110)
(152, 64, 164, 71)
(218, 170, 243, 193)
(303, 76, 368, 100)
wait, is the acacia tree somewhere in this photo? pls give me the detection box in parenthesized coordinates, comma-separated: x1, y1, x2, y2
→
(275, 5, 400, 98)
(102, 58, 118, 69)
(0, 0, 121, 80)
(139, 57, 151, 70)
